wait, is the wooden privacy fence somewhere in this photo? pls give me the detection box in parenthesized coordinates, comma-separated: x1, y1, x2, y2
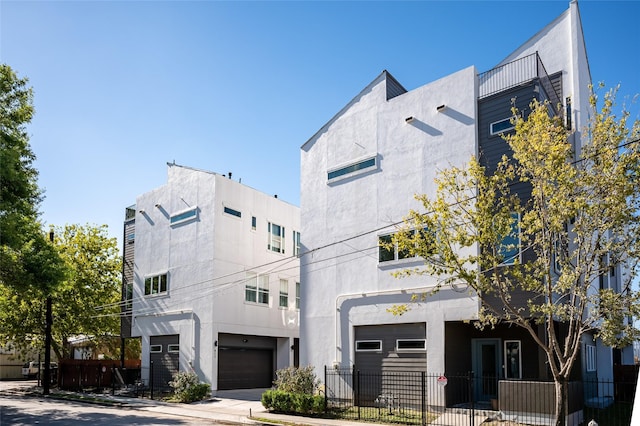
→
(58, 359, 141, 390)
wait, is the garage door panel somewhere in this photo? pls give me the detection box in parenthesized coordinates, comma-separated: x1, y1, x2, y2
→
(218, 347, 273, 390)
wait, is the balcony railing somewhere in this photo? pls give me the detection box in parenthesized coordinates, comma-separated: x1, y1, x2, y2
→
(478, 52, 561, 114)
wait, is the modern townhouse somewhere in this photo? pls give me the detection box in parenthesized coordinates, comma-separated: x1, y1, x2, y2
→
(299, 0, 634, 416)
(122, 163, 300, 392)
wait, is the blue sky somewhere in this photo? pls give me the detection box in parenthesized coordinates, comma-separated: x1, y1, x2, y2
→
(2, 0, 639, 248)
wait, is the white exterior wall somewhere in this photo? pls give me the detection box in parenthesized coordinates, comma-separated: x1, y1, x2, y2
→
(132, 164, 300, 389)
(300, 67, 480, 378)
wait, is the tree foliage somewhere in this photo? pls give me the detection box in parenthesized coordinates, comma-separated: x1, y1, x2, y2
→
(0, 224, 122, 359)
(391, 87, 640, 425)
(0, 64, 64, 292)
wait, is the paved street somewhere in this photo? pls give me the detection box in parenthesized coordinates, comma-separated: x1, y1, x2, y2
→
(0, 394, 219, 425)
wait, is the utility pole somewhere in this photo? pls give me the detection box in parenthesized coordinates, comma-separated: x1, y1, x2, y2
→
(43, 230, 54, 395)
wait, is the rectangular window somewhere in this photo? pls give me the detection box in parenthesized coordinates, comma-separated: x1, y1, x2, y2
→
(167, 344, 179, 353)
(268, 222, 285, 254)
(396, 339, 426, 351)
(327, 156, 377, 181)
(490, 117, 515, 135)
(586, 344, 597, 372)
(293, 231, 301, 257)
(246, 273, 270, 305)
(295, 282, 300, 310)
(599, 255, 608, 290)
(258, 274, 270, 304)
(170, 206, 198, 225)
(144, 273, 168, 296)
(378, 235, 395, 262)
(150, 345, 162, 353)
(498, 213, 520, 265)
(355, 340, 382, 352)
(279, 279, 288, 308)
(223, 206, 242, 218)
(565, 96, 572, 130)
(245, 273, 257, 302)
(252, 216, 257, 230)
(504, 340, 522, 379)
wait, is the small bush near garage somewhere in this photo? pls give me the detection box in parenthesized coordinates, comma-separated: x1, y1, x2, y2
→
(168, 371, 211, 403)
(261, 366, 325, 414)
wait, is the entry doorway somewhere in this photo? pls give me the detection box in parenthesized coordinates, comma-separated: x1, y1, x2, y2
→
(471, 338, 500, 402)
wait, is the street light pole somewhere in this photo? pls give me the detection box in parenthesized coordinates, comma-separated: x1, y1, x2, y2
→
(43, 230, 54, 395)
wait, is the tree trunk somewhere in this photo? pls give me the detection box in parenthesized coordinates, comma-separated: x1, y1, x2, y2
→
(554, 378, 568, 426)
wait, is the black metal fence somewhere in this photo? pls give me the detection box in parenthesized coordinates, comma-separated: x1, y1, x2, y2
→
(324, 367, 637, 426)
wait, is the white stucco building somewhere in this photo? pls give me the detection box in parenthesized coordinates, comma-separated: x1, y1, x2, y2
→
(300, 0, 633, 409)
(128, 163, 300, 392)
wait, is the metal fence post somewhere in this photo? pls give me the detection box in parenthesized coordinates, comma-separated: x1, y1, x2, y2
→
(150, 361, 154, 400)
(356, 369, 361, 420)
(468, 371, 475, 426)
(421, 371, 426, 426)
(324, 365, 328, 413)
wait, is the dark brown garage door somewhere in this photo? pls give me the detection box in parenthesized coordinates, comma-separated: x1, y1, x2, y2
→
(218, 347, 273, 389)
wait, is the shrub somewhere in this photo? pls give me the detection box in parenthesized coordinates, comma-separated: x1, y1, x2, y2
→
(169, 371, 211, 403)
(261, 366, 325, 414)
(273, 365, 320, 394)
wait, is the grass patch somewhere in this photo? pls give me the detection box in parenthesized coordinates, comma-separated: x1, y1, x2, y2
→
(326, 405, 437, 425)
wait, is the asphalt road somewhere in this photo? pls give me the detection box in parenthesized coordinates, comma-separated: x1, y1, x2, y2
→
(0, 381, 231, 426)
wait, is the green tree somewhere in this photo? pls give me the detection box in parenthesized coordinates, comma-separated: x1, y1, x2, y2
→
(0, 224, 122, 359)
(1, 64, 64, 293)
(391, 89, 640, 426)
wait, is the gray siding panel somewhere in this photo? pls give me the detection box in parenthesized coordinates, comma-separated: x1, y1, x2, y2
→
(120, 218, 135, 338)
(385, 71, 408, 100)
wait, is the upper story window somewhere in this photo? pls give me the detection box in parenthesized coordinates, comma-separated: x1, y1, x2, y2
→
(293, 231, 301, 257)
(245, 272, 269, 305)
(252, 216, 257, 230)
(497, 213, 520, 265)
(490, 117, 515, 136)
(170, 206, 198, 225)
(378, 229, 425, 263)
(279, 279, 288, 308)
(327, 156, 377, 183)
(295, 282, 300, 310)
(268, 222, 285, 254)
(144, 273, 168, 296)
(224, 206, 242, 218)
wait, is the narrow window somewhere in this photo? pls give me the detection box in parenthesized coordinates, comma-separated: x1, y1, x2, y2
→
(490, 117, 515, 136)
(268, 222, 285, 254)
(504, 340, 522, 379)
(170, 206, 198, 225)
(497, 213, 520, 265)
(378, 235, 394, 262)
(150, 345, 162, 353)
(279, 279, 288, 308)
(295, 282, 300, 310)
(327, 156, 377, 181)
(293, 231, 301, 257)
(252, 216, 257, 231)
(565, 96, 572, 130)
(245, 273, 257, 302)
(258, 274, 270, 304)
(586, 345, 597, 372)
(223, 206, 242, 218)
(355, 340, 382, 352)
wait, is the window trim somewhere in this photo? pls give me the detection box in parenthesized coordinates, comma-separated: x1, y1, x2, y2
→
(150, 345, 162, 353)
(295, 281, 300, 310)
(170, 206, 198, 225)
(327, 155, 378, 183)
(268, 222, 285, 254)
(293, 231, 301, 257)
(167, 344, 179, 353)
(144, 273, 168, 296)
(497, 212, 521, 266)
(223, 206, 242, 218)
(279, 279, 289, 308)
(396, 339, 426, 352)
(489, 117, 515, 136)
(504, 340, 522, 379)
(355, 340, 383, 352)
(586, 344, 597, 372)
(245, 272, 270, 305)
